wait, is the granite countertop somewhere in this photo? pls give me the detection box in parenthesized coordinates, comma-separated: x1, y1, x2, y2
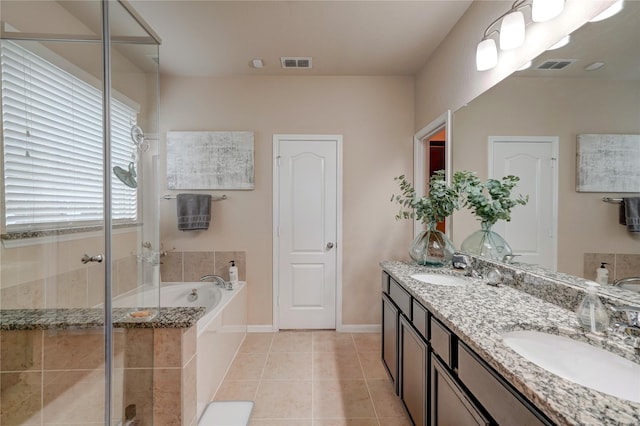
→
(381, 260, 640, 426)
(0, 306, 205, 331)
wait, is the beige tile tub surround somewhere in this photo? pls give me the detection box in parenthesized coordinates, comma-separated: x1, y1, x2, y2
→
(160, 250, 246, 283)
(584, 252, 640, 283)
(214, 331, 411, 426)
(0, 326, 197, 426)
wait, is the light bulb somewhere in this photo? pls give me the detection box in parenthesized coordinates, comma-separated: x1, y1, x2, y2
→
(532, 0, 564, 22)
(500, 10, 526, 50)
(476, 38, 498, 71)
(589, 0, 624, 22)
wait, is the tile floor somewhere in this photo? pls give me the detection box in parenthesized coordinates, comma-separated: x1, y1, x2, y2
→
(213, 331, 411, 426)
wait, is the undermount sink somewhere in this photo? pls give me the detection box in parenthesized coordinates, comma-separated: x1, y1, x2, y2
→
(502, 330, 640, 403)
(409, 273, 469, 287)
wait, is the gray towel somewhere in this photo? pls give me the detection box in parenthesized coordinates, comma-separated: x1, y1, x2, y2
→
(177, 194, 212, 231)
(622, 197, 640, 233)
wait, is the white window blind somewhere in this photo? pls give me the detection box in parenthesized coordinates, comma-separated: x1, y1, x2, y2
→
(1, 40, 138, 232)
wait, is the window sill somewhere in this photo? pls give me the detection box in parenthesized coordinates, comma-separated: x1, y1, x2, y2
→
(1, 223, 141, 248)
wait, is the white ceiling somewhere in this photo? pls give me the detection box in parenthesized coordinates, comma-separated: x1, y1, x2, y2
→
(127, 0, 472, 77)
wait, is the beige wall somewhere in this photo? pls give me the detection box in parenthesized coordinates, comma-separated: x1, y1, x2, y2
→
(451, 77, 640, 277)
(158, 75, 414, 327)
(415, 0, 615, 130)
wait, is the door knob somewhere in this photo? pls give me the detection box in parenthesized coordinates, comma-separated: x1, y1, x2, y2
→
(326, 242, 334, 249)
(81, 254, 104, 264)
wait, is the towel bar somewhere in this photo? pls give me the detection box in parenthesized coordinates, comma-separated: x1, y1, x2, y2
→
(602, 197, 623, 204)
(162, 194, 227, 201)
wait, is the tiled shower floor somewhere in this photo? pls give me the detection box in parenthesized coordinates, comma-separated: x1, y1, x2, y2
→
(213, 331, 411, 426)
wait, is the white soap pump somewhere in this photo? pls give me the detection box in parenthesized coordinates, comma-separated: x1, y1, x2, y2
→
(596, 262, 609, 285)
(228, 260, 239, 289)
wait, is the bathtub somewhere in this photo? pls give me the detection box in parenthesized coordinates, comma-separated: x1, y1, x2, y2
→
(114, 281, 248, 420)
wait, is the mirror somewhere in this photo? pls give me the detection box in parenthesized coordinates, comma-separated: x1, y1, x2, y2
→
(451, 2, 640, 281)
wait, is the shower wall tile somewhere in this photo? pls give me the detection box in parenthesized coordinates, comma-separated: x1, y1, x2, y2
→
(1, 330, 42, 372)
(42, 369, 105, 424)
(161, 252, 183, 282)
(87, 263, 106, 305)
(614, 253, 640, 281)
(43, 329, 104, 370)
(45, 268, 88, 308)
(183, 251, 215, 282)
(0, 371, 42, 425)
(214, 251, 246, 281)
(0, 280, 45, 309)
(153, 368, 182, 425)
(117, 256, 138, 296)
(154, 328, 182, 368)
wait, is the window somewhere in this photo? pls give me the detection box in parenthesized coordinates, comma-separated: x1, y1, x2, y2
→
(1, 40, 138, 233)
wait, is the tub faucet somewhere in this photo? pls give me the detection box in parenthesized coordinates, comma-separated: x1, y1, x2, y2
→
(200, 274, 228, 289)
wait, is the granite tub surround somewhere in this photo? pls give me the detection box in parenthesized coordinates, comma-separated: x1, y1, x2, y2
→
(0, 306, 205, 331)
(380, 260, 640, 426)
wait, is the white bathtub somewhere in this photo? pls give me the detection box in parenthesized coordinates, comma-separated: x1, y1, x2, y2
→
(115, 281, 248, 420)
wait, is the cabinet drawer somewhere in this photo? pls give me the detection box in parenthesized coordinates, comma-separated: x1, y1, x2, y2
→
(458, 342, 551, 426)
(412, 299, 429, 340)
(381, 272, 390, 294)
(389, 278, 412, 316)
(430, 317, 453, 367)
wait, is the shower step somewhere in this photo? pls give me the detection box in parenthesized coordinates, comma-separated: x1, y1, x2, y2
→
(198, 401, 254, 426)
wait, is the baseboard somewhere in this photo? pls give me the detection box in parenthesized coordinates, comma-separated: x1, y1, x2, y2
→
(247, 324, 276, 333)
(338, 324, 381, 333)
(248, 324, 381, 333)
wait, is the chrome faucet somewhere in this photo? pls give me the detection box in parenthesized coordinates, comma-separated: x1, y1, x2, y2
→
(200, 274, 229, 289)
(609, 305, 640, 349)
(613, 276, 640, 287)
(452, 253, 480, 278)
(502, 254, 521, 264)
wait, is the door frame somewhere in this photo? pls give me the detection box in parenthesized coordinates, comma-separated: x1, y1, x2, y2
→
(488, 135, 559, 271)
(272, 134, 343, 331)
(413, 111, 452, 238)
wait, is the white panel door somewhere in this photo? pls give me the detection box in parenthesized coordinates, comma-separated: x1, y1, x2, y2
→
(275, 136, 339, 329)
(490, 137, 558, 270)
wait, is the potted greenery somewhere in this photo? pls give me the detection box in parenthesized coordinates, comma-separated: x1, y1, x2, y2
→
(391, 170, 459, 266)
(456, 172, 528, 260)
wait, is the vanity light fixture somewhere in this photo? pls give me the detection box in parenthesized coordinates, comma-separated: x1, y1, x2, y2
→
(547, 35, 570, 50)
(589, 0, 624, 22)
(500, 8, 526, 50)
(476, 38, 499, 71)
(531, 0, 564, 23)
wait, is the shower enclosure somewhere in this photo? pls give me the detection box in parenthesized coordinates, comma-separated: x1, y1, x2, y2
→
(0, 1, 161, 424)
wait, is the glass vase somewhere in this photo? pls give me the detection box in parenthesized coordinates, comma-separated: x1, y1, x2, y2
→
(461, 221, 512, 261)
(409, 223, 455, 267)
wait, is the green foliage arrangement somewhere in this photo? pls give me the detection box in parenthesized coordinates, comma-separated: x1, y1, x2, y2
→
(455, 171, 528, 226)
(392, 170, 528, 227)
(391, 170, 460, 225)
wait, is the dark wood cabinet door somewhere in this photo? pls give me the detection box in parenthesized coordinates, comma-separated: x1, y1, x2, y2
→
(400, 315, 428, 426)
(431, 354, 490, 426)
(382, 292, 399, 393)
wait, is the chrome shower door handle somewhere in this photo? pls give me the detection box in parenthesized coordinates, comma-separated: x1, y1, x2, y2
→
(81, 254, 104, 264)
(326, 242, 334, 250)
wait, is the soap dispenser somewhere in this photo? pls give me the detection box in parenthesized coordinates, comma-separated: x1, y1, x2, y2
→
(575, 282, 609, 333)
(596, 262, 609, 285)
(228, 260, 239, 289)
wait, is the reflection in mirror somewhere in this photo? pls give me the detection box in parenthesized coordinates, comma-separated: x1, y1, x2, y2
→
(451, 2, 640, 282)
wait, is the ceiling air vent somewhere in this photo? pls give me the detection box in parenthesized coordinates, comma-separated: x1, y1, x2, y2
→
(535, 59, 576, 70)
(280, 57, 313, 69)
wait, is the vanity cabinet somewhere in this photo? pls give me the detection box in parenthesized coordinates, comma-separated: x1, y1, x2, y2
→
(400, 314, 428, 426)
(381, 270, 555, 426)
